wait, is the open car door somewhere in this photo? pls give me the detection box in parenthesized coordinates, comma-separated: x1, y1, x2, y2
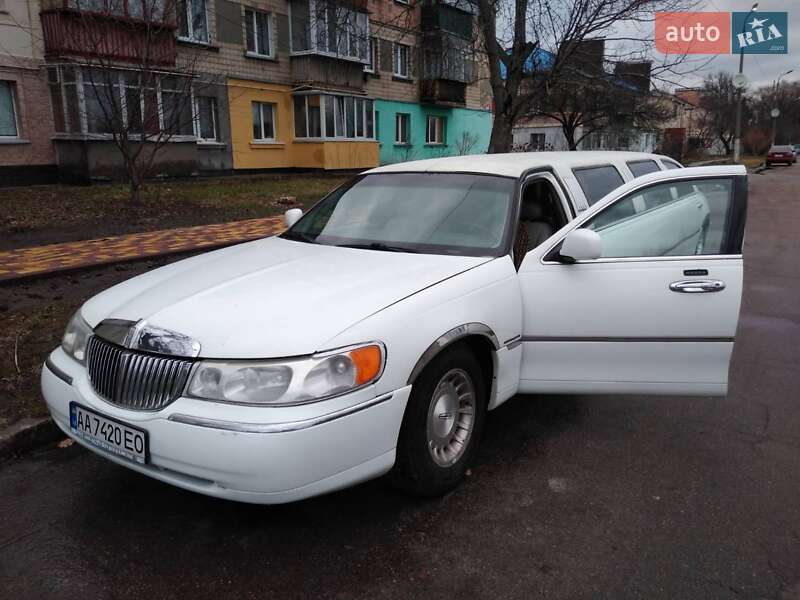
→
(517, 165, 747, 396)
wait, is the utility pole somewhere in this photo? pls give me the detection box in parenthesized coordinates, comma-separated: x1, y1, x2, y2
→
(734, 3, 758, 163)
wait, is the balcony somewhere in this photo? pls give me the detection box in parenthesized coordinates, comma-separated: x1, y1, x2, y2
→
(41, 9, 177, 66)
(420, 78, 466, 106)
(290, 54, 365, 91)
(421, 1, 474, 36)
(420, 29, 470, 106)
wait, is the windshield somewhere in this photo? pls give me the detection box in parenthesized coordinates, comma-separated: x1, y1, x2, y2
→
(282, 173, 516, 256)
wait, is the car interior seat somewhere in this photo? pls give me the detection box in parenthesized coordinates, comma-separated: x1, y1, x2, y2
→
(520, 185, 555, 251)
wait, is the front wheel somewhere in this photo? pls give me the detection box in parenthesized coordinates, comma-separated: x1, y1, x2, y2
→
(390, 345, 487, 496)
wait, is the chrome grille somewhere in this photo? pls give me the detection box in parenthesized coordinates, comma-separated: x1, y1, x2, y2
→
(85, 336, 193, 411)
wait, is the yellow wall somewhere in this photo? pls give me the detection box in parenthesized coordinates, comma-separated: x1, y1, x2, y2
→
(228, 79, 379, 171)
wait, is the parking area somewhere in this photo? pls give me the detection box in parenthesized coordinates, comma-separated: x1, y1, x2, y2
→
(1, 165, 799, 599)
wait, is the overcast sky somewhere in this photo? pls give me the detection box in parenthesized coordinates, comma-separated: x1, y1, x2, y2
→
(645, 0, 797, 91)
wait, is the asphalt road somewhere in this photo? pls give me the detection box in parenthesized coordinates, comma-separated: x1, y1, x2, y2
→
(2, 165, 799, 599)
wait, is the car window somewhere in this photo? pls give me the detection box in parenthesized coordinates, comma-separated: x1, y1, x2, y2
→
(572, 165, 625, 205)
(627, 160, 661, 177)
(583, 177, 734, 258)
(283, 173, 516, 256)
(661, 159, 682, 170)
(771, 146, 792, 152)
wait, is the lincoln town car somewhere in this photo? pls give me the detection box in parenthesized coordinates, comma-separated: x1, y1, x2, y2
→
(42, 152, 747, 503)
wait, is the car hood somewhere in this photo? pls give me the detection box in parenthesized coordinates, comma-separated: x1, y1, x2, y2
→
(81, 236, 490, 358)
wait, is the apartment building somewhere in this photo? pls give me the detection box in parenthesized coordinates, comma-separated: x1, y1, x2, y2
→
(0, 0, 58, 184)
(0, 0, 491, 183)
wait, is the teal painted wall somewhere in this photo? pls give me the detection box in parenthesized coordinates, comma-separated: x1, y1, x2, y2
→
(374, 99, 492, 165)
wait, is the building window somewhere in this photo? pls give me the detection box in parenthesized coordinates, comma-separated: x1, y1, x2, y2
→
(394, 43, 410, 78)
(178, 0, 209, 43)
(122, 71, 159, 135)
(81, 69, 118, 134)
(289, 0, 369, 62)
(252, 101, 276, 141)
(0, 81, 20, 138)
(364, 37, 377, 73)
(245, 9, 273, 58)
(529, 132, 545, 151)
(46, 66, 205, 140)
(195, 96, 218, 141)
(295, 93, 374, 140)
(160, 75, 194, 135)
(395, 113, 409, 144)
(425, 115, 445, 145)
(67, 0, 167, 22)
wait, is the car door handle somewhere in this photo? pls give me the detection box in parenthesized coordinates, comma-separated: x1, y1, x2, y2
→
(669, 279, 726, 293)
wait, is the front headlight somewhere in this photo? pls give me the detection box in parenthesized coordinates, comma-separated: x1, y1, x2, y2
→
(186, 342, 385, 406)
(61, 311, 92, 364)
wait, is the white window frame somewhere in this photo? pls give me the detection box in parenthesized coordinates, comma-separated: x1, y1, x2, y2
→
(252, 101, 277, 142)
(529, 132, 545, 151)
(395, 112, 409, 145)
(294, 92, 375, 141)
(425, 115, 445, 145)
(290, 0, 369, 63)
(0, 80, 20, 139)
(244, 8, 274, 59)
(194, 95, 218, 142)
(178, 0, 210, 44)
(393, 43, 410, 78)
(49, 66, 200, 142)
(364, 37, 377, 73)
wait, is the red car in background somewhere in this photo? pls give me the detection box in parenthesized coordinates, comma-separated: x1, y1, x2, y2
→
(766, 145, 796, 166)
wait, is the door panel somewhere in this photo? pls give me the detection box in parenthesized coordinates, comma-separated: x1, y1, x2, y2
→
(517, 166, 747, 396)
(518, 257, 741, 394)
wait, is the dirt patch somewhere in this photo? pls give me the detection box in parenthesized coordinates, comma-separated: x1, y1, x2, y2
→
(0, 173, 348, 251)
(0, 252, 201, 429)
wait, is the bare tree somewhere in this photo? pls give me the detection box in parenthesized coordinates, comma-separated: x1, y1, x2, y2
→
(749, 80, 800, 146)
(43, 0, 205, 202)
(697, 72, 741, 156)
(476, 0, 696, 153)
(455, 130, 480, 155)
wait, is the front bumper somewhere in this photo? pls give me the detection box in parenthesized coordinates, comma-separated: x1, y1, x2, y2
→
(42, 348, 411, 504)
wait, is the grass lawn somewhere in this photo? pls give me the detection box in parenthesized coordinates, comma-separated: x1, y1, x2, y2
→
(1, 173, 348, 251)
(740, 156, 765, 169)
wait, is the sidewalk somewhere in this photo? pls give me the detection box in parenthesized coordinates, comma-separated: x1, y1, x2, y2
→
(0, 216, 285, 282)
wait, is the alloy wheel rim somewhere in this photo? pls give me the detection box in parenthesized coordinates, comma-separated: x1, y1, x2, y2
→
(426, 368, 476, 467)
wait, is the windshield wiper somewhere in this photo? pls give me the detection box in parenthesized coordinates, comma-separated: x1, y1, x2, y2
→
(282, 231, 317, 243)
(337, 242, 418, 253)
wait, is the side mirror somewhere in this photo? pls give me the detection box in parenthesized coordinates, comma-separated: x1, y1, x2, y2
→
(284, 208, 303, 228)
(558, 229, 602, 263)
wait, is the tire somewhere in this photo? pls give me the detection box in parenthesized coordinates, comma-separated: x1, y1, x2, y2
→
(390, 345, 487, 497)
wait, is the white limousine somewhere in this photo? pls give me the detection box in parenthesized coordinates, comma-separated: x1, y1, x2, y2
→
(43, 152, 747, 503)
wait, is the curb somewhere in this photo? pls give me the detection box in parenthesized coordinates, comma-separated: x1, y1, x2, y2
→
(0, 416, 61, 459)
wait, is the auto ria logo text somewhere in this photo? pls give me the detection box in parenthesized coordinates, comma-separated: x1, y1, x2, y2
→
(656, 11, 788, 54)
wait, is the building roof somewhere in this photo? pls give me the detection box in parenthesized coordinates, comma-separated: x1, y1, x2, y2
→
(366, 151, 668, 178)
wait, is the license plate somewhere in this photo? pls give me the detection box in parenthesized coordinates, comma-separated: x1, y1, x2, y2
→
(69, 402, 148, 464)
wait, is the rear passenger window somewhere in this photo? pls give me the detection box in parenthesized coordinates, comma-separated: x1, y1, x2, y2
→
(662, 159, 682, 170)
(627, 160, 660, 177)
(573, 165, 624, 205)
(584, 178, 734, 258)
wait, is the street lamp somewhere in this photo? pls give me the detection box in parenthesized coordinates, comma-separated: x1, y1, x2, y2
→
(771, 70, 793, 145)
(733, 2, 758, 163)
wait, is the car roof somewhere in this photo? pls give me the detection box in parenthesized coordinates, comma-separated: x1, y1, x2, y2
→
(364, 151, 673, 178)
